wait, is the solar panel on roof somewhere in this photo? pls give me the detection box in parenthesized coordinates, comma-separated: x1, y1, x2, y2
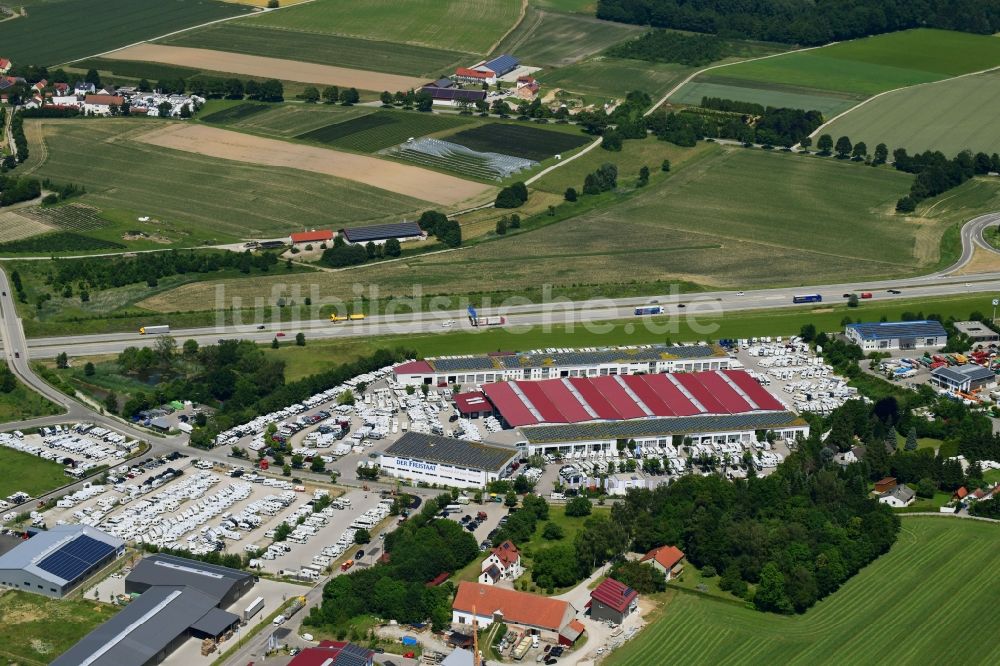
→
(37, 535, 115, 583)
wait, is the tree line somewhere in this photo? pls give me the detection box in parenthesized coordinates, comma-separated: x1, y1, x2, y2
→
(596, 0, 1000, 45)
(607, 30, 728, 66)
(303, 493, 478, 631)
(650, 103, 823, 148)
(41, 249, 281, 297)
(156, 76, 285, 102)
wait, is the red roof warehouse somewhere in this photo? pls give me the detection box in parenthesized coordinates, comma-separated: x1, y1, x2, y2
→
(481, 369, 785, 427)
(454, 391, 495, 418)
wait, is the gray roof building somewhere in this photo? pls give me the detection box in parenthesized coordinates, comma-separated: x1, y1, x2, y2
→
(0, 524, 124, 598)
(385, 432, 518, 473)
(931, 364, 997, 392)
(53, 554, 253, 666)
(953, 321, 1000, 342)
(340, 221, 424, 244)
(845, 320, 947, 350)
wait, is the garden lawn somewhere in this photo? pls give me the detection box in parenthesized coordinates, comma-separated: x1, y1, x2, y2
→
(0, 0, 248, 66)
(0, 592, 118, 665)
(821, 69, 1000, 156)
(0, 446, 69, 498)
(607, 517, 1000, 665)
(249, 0, 522, 54)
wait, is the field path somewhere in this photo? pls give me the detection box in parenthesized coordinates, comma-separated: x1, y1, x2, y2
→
(136, 123, 493, 206)
(488, 0, 529, 55)
(806, 64, 1000, 142)
(103, 43, 426, 91)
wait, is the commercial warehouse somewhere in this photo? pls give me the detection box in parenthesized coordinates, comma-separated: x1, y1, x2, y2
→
(517, 411, 810, 456)
(0, 524, 124, 598)
(481, 369, 786, 427)
(53, 553, 255, 666)
(393, 344, 731, 387)
(379, 432, 518, 489)
(845, 320, 947, 351)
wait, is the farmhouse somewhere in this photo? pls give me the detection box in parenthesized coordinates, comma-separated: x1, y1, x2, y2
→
(454, 67, 496, 85)
(0, 58, 11, 74)
(393, 344, 733, 386)
(290, 229, 334, 245)
(74, 81, 96, 95)
(845, 320, 947, 351)
(52, 553, 254, 666)
(930, 364, 997, 393)
(874, 477, 897, 493)
(378, 431, 518, 489)
(452, 582, 579, 641)
(639, 545, 685, 580)
(878, 484, 915, 508)
(83, 93, 125, 116)
(479, 540, 523, 585)
(0, 524, 125, 599)
(589, 578, 638, 624)
(340, 221, 424, 245)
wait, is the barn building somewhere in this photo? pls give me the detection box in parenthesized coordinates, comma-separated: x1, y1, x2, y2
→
(340, 221, 425, 245)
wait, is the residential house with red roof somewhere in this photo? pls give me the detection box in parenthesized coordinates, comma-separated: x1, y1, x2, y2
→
(452, 582, 578, 641)
(0, 58, 10, 74)
(589, 577, 638, 624)
(290, 229, 333, 245)
(287, 641, 374, 666)
(640, 544, 685, 580)
(83, 94, 124, 116)
(479, 540, 523, 585)
(455, 67, 495, 85)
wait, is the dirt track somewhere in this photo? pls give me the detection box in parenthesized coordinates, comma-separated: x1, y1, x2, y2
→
(137, 124, 493, 206)
(104, 43, 425, 92)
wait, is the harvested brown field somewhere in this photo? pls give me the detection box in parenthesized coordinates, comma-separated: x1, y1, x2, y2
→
(137, 124, 493, 206)
(104, 43, 425, 91)
(0, 211, 53, 243)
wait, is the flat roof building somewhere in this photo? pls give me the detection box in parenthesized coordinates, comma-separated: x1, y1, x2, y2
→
(0, 524, 124, 598)
(930, 364, 997, 393)
(845, 320, 947, 351)
(379, 432, 518, 489)
(53, 553, 254, 666)
(340, 221, 424, 245)
(953, 321, 1000, 343)
(393, 344, 731, 387)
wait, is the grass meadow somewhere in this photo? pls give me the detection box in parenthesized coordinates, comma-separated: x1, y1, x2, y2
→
(136, 143, 1000, 321)
(607, 517, 1000, 665)
(822, 69, 1000, 156)
(539, 57, 695, 102)
(0, 446, 68, 498)
(0, 592, 118, 665)
(250, 0, 522, 54)
(716, 29, 1000, 96)
(22, 119, 428, 241)
(160, 23, 468, 78)
(0, 0, 248, 66)
(669, 78, 861, 116)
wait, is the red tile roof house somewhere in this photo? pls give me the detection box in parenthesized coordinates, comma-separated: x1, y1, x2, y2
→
(288, 641, 374, 666)
(290, 229, 334, 245)
(0, 58, 11, 75)
(953, 486, 969, 501)
(479, 540, 523, 585)
(452, 582, 578, 641)
(82, 94, 124, 116)
(640, 545, 686, 581)
(588, 577, 639, 624)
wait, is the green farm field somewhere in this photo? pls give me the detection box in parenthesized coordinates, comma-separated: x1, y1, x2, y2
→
(136, 144, 1000, 316)
(298, 111, 475, 153)
(250, 0, 522, 54)
(198, 100, 370, 138)
(0, 0, 249, 66)
(0, 446, 68, 498)
(608, 517, 1000, 665)
(539, 57, 695, 101)
(0, 592, 118, 665)
(669, 78, 861, 116)
(447, 123, 591, 162)
(160, 23, 467, 78)
(714, 29, 1000, 96)
(822, 69, 1000, 156)
(494, 7, 643, 67)
(22, 119, 428, 241)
